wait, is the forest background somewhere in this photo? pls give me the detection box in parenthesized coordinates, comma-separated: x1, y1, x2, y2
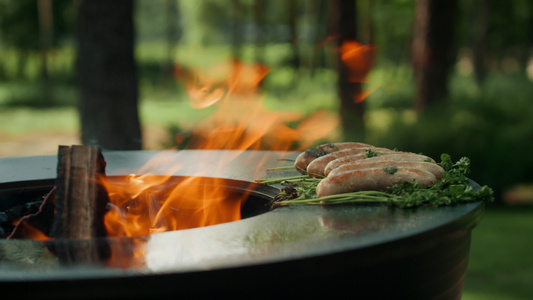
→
(0, 1, 532, 299)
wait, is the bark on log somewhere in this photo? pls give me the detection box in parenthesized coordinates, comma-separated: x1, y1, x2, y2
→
(50, 145, 110, 263)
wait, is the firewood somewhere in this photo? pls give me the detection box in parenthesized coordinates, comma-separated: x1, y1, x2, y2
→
(50, 145, 110, 263)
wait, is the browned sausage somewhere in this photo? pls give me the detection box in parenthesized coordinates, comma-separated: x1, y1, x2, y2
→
(324, 152, 435, 176)
(306, 147, 394, 178)
(323, 151, 397, 176)
(294, 142, 373, 173)
(328, 160, 445, 180)
(316, 167, 437, 198)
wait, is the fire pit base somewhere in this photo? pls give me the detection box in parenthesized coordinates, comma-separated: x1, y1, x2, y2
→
(0, 150, 484, 299)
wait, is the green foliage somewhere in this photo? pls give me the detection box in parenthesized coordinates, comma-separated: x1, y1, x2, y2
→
(0, 0, 74, 50)
(370, 72, 533, 199)
(0, 81, 76, 108)
(371, 0, 416, 64)
(0, 0, 40, 50)
(484, 0, 533, 51)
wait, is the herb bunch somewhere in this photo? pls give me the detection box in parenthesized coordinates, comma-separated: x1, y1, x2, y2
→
(261, 154, 494, 209)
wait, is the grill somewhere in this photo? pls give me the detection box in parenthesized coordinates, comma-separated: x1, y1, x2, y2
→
(0, 150, 484, 299)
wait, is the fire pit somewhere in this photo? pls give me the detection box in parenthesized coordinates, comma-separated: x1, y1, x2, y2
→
(0, 150, 484, 299)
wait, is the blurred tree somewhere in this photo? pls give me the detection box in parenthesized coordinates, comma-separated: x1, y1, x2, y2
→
(164, 0, 180, 81)
(0, 0, 72, 105)
(472, 0, 490, 86)
(165, 0, 179, 65)
(37, 0, 53, 106)
(76, 0, 142, 150)
(308, 0, 329, 76)
(357, 0, 373, 45)
(412, 0, 458, 111)
(371, 0, 416, 65)
(489, 0, 533, 75)
(253, 0, 266, 64)
(0, 0, 41, 80)
(333, 0, 366, 142)
(231, 0, 244, 59)
(287, 0, 300, 69)
(0, 1, 40, 52)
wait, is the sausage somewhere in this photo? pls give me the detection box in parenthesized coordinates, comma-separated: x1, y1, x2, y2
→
(294, 142, 373, 173)
(306, 147, 394, 178)
(324, 152, 435, 176)
(328, 160, 445, 180)
(323, 150, 401, 176)
(316, 167, 437, 198)
(323, 153, 368, 176)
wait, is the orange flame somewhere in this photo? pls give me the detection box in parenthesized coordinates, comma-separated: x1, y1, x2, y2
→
(8, 220, 51, 241)
(176, 59, 337, 151)
(340, 40, 375, 83)
(101, 58, 338, 243)
(339, 40, 377, 102)
(102, 175, 247, 237)
(175, 58, 271, 109)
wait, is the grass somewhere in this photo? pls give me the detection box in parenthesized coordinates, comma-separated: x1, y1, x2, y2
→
(0, 106, 78, 135)
(463, 205, 533, 300)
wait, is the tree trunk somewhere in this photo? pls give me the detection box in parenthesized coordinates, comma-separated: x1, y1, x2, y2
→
(76, 0, 142, 150)
(37, 0, 53, 107)
(473, 0, 490, 86)
(309, 0, 328, 76)
(287, 0, 300, 69)
(524, 2, 533, 77)
(253, 0, 265, 64)
(357, 0, 373, 45)
(333, 0, 365, 142)
(412, 0, 458, 112)
(231, 0, 244, 60)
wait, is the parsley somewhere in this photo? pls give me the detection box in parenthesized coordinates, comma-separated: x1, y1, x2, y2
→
(365, 148, 382, 158)
(383, 166, 398, 175)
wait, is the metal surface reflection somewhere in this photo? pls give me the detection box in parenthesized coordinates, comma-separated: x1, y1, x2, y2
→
(0, 150, 484, 299)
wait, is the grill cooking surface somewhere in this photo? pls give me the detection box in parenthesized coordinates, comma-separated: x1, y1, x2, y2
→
(0, 150, 484, 299)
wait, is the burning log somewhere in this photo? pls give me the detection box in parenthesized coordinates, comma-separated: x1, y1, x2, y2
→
(50, 145, 110, 263)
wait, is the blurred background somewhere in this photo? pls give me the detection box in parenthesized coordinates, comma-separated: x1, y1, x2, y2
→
(0, 0, 532, 298)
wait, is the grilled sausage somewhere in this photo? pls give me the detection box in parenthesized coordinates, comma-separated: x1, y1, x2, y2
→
(316, 167, 437, 198)
(294, 142, 373, 173)
(327, 160, 445, 180)
(306, 147, 394, 178)
(324, 152, 435, 176)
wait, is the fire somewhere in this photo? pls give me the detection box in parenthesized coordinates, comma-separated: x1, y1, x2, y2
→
(339, 40, 377, 102)
(101, 58, 338, 239)
(101, 175, 248, 237)
(340, 40, 375, 83)
(9, 220, 52, 241)
(175, 58, 271, 109)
